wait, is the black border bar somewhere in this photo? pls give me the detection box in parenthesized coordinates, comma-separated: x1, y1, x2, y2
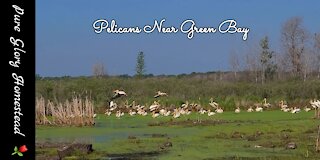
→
(4, 0, 35, 159)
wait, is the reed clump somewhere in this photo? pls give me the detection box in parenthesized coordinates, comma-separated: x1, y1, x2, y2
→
(36, 96, 95, 126)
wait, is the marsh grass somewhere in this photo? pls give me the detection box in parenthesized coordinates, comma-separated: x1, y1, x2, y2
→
(37, 111, 320, 159)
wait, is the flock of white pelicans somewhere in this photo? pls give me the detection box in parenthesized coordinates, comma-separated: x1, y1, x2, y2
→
(102, 90, 320, 119)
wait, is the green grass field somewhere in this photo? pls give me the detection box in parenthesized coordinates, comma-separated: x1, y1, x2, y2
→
(36, 110, 320, 160)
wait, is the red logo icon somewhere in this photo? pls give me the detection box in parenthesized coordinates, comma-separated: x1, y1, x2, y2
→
(12, 145, 28, 157)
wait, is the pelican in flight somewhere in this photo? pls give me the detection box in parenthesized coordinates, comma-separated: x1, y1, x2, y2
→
(112, 89, 127, 100)
(154, 91, 168, 98)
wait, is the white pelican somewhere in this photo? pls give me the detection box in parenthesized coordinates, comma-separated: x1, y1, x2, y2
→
(281, 107, 291, 112)
(164, 110, 171, 116)
(279, 100, 288, 109)
(310, 99, 320, 118)
(247, 107, 254, 112)
(179, 108, 186, 115)
(181, 101, 189, 109)
(235, 107, 241, 113)
(209, 98, 219, 108)
(159, 109, 166, 115)
(173, 111, 180, 118)
(149, 102, 160, 112)
(109, 101, 117, 111)
(154, 91, 168, 98)
(129, 110, 136, 116)
(310, 99, 320, 109)
(216, 107, 224, 113)
(141, 111, 148, 116)
(291, 107, 301, 113)
(254, 145, 262, 148)
(263, 98, 271, 108)
(255, 106, 263, 112)
(199, 108, 207, 114)
(207, 110, 216, 116)
(137, 107, 146, 115)
(152, 111, 160, 118)
(185, 109, 191, 115)
(304, 107, 311, 112)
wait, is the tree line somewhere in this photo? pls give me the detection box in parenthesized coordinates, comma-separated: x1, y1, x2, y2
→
(229, 17, 320, 83)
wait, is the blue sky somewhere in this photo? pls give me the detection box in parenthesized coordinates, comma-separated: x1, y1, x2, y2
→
(36, 0, 320, 77)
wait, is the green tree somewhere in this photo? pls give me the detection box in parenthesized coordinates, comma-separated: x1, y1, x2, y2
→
(135, 51, 146, 77)
(260, 36, 277, 83)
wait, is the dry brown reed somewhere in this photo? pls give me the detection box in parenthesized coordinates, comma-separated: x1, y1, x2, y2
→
(36, 96, 51, 125)
(36, 96, 95, 126)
